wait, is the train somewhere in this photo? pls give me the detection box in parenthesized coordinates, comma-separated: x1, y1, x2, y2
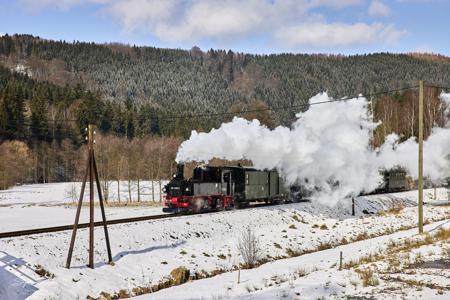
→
(163, 164, 421, 213)
(372, 168, 414, 193)
(162, 164, 289, 213)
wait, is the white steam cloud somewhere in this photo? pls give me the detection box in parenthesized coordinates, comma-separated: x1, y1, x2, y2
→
(176, 92, 450, 204)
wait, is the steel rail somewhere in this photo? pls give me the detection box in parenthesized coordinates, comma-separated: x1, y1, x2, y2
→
(0, 213, 176, 239)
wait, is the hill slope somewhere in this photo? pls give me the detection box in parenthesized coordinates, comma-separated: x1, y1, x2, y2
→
(2, 34, 450, 129)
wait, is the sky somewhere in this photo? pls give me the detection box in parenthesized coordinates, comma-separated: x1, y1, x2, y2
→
(0, 0, 449, 55)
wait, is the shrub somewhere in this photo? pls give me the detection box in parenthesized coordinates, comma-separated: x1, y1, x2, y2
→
(237, 228, 262, 268)
(358, 268, 379, 287)
(291, 214, 301, 222)
(170, 266, 190, 285)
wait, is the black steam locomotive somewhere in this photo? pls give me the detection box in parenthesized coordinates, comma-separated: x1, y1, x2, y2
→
(163, 164, 289, 213)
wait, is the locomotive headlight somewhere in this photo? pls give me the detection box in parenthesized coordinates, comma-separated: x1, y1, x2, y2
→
(185, 188, 189, 191)
(162, 187, 166, 192)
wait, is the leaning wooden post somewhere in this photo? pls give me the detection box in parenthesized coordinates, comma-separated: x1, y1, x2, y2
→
(66, 124, 113, 269)
(93, 154, 113, 263)
(418, 80, 424, 234)
(66, 158, 89, 268)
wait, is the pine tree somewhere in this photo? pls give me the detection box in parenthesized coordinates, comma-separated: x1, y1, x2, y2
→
(0, 81, 25, 139)
(30, 86, 49, 141)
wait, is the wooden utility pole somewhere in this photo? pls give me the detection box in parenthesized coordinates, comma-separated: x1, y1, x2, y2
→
(418, 80, 424, 234)
(66, 125, 113, 269)
(89, 125, 95, 267)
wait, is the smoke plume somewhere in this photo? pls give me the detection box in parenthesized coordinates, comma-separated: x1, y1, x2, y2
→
(176, 92, 450, 204)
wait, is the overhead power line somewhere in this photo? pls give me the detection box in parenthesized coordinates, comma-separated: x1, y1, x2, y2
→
(157, 85, 420, 122)
(423, 85, 450, 91)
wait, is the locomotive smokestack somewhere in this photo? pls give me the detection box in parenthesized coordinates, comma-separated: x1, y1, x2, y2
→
(176, 163, 184, 179)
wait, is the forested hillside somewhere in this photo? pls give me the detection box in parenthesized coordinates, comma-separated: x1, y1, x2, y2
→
(0, 34, 449, 190)
(2, 34, 450, 131)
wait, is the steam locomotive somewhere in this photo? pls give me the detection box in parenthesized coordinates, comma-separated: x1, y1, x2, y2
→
(162, 164, 289, 213)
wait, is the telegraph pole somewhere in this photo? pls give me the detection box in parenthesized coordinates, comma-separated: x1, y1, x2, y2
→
(66, 124, 113, 269)
(88, 124, 95, 268)
(418, 81, 424, 234)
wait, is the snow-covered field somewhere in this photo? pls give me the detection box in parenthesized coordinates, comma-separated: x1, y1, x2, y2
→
(0, 181, 168, 232)
(0, 186, 448, 299)
(0, 181, 168, 205)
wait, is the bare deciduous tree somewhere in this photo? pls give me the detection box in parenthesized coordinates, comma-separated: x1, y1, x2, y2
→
(237, 228, 262, 268)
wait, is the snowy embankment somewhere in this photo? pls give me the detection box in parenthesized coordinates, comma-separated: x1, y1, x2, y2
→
(0, 188, 448, 299)
(136, 220, 450, 300)
(0, 181, 168, 232)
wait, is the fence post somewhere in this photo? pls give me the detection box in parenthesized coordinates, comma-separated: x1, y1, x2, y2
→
(352, 197, 355, 216)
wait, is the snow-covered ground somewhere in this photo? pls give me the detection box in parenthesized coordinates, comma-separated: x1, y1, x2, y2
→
(0, 181, 168, 232)
(0, 187, 448, 299)
(0, 181, 168, 205)
(136, 220, 450, 300)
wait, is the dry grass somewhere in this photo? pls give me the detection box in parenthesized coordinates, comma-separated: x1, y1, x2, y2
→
(356, 268, 379, 287)
(317, 242, 333, 251)
(319, 224, 328, 230)
(354, 231, 369, 241)
(377, 204, 405, 216)
(435, 227, 450, 241)
(286, 248, 301, 257)
(170, 266, 190, 285)
(217, 254, 226, 260)
(34, 264, 54, 278)
(380, 275, 450, 291)
(344, 227, 450, 272)
(291, 214, 301, 222)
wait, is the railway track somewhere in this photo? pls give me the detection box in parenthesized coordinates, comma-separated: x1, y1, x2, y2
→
(0, 213, 177, 239)
(0, 202, 272, 239)
(2, 192, 445, 239)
